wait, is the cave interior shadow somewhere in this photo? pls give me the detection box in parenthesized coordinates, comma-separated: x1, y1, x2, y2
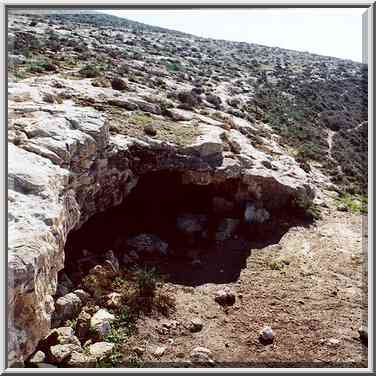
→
(64, 170, 313, 287)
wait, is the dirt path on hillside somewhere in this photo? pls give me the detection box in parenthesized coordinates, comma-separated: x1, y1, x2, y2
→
(327, 130, 336, 160)
(119, 198, 367, 368)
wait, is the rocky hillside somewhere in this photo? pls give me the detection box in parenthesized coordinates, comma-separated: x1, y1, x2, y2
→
(8, 10, 368, 193)
(7, 10, 367, 368)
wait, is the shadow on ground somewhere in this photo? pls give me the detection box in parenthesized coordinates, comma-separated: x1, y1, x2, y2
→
(64, 170, 313, 287)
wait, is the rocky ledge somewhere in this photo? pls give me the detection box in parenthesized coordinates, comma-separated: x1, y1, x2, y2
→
(8, 74, 315, 365)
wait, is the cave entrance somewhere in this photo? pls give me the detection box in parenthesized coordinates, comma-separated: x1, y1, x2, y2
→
(62, 170, 303, 288)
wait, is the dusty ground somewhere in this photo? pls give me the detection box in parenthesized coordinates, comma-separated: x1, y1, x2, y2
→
(118, 195, 368, 368)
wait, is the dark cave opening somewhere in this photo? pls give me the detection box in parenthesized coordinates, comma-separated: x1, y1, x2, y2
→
(62, 170, 310, 288)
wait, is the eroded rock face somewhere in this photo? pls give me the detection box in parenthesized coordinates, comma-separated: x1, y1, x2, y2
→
(8, 76, 315, 365)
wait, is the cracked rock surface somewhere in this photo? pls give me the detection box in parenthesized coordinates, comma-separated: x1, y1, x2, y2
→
(7, 10, 366, 365)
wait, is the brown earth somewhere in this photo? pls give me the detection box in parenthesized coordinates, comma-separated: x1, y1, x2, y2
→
(117, 196, 368, 368)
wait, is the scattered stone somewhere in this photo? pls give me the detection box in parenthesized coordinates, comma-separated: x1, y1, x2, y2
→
(42, 92, 58, 104)
(132, 346, 145, 356)
(205, 93, 222, 109)
(108, 98, 138, 110)
(359, 326, 368, 345)
(126, 233, 168, 256)
(49, 344, 82, 364)
(327, 338, 340, 347)
(105, 292, 123, 309)
(90, 309, 116, 339)
(244, 203, 270, 224)
(66, 351, 97, 368)
(214, 287, 236, 306)
(130, 99, 162, 114)
(54, 293, 82, 322)
(111, 78, 127, 91)
(153, 346, 167, 357)
(167, 108, 194, 121)
(28, 350, 46, 364)
(259, 326, 274, 344)
(76, 311, 92, 341)
(35, 363, 58, 368)
(88, 342, 115, 358)
(188, 318, 203, 332)
(337, 203, 348, 212)
(190, 259, 202, 268)
(144, 123, 157, 136)
(72, 289, 90, 304)
(190, 347, 214, 364)
(54, 327, 75, 338)
(104, 250, 120, 273)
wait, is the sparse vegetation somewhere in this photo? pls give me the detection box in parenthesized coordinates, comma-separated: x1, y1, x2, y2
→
(10, 10, 368, 369)
(336, 193, 368, 214)
(79, 64, 102, 78)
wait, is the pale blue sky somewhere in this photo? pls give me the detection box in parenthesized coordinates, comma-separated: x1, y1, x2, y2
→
(101, 8, 365, 62)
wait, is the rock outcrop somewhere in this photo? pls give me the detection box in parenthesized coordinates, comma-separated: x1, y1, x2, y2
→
(8, 76, 315, 364)
(8, 11, 353, 366)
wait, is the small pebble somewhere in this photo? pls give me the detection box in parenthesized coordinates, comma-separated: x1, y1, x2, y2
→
(154, 346, 166, 357)
(259, 326, 274, 344)
(189, 318, 203, 332)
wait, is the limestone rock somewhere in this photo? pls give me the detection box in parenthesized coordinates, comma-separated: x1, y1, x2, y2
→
(105, 292, 123, 309)
(90, 309, 116, 339)
(144, 123, 157, 136)
(28, 350, 46, 364)
(168, 108, 194, 121)
(259, 326, 274, 344)
(359, 326, 368, 344)
(108, 98, 138, 110)
(130, 99, 161, 115)
(244, 203, 270, 224)
(104, 250, 120, 274)
(72, 290, 90, 304)
(214, 287, 236, 306)
(126, 234, 168, 256)
(190, 347, 214, 364)
(35, 363, 58, 368)
(49, 344, 82, 364)
(7, 32, 318, 365)
(66, 351, 97, 367)
(188, 318, 204, 333)
(76, 311, 92, 341)
(88, 342, 115, 358)
(54, 293, 82, 322)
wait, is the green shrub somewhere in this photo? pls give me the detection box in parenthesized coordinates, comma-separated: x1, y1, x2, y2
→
(133, 267, 162, 297)
(79, 64, 101, 78)
(165, 62, 182, 72)
(296, 142, 322, 161)
(336, 193, 367, 214)
(26, 60, 56, 73)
